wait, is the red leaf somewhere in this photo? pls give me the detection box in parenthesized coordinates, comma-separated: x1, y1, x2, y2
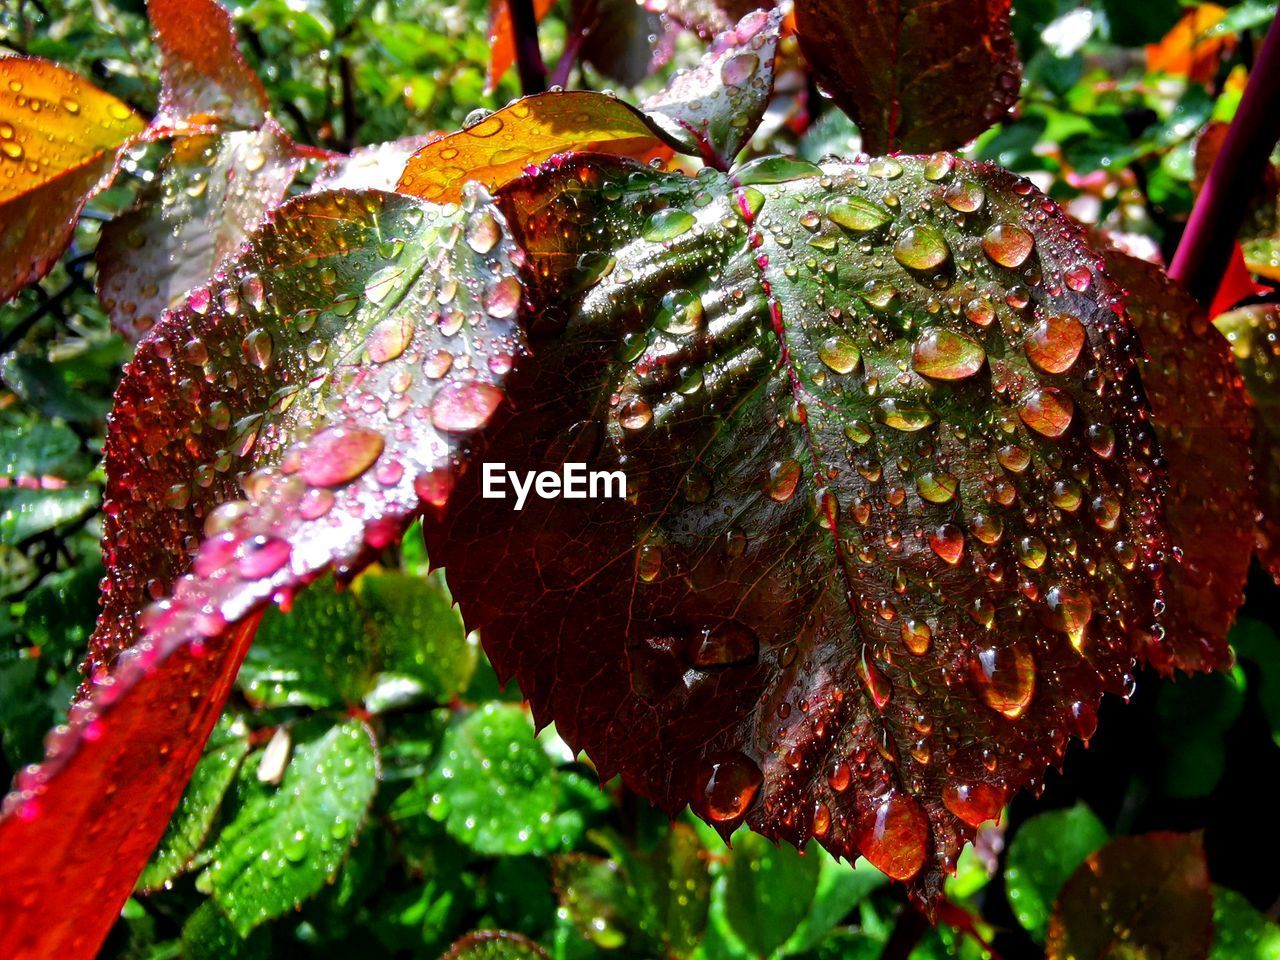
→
(0, 186, 527, 957)
(149, 0, 269, 128)
(1102, 248, 1251, 674)
(793, 0, 1021, 154)
(1047, 832, 1213, 960)
(1209, 243, 1266, 318)
(0, 57, 145, 303)
(486, 0, 558, 93)
(429, 153, 1168, 903)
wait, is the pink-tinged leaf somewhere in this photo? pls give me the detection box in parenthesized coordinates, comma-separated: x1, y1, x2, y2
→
(311, 135, 437, 193)
(429, 153, 1167, 904)
(149, 0, 269, 128)
(0, 56, 146, 303)
(1047, 832, 1213, 960)
(0, 186, 526, 958)
(645, 0, 777, 40)
(794, 0, 1021, 154)
(98, 118, 308, 343)
(1102, 248, 1250, 674)
(642, 8, 783, 167)
(1216, 304, 1280, 583)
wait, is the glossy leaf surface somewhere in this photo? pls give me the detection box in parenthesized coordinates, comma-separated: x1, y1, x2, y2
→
(98, 120, 308, 343)
(646, 0, 777, 40)
(641, 8, 782, 167)
(794, 0, 1020, 153)
(397, 92, 672, 204)
(1102, 248, 1248, 673)
(0, 186, 526, 957)
(431, 153, 1167, 902)
(1046, 832, 1213, 960)
(0, 56, 145, 302)
(1216, 304, 1280, 581)
(149, 0, 269, 127)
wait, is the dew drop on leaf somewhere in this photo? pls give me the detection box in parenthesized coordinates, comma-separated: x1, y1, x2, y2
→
(698, 752, 762, 822)
(912, 329, 986, 380)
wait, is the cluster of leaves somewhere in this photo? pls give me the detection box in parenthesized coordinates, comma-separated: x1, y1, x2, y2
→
(4, 0, 1280, 958)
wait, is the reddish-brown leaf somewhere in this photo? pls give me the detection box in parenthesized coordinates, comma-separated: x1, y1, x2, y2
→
(793, 0, 1020, 154)
(429, 153, 1167, 904)
(98, 119, 308, 343)
(486, 0, 558, 93)
(1216, 304, 1280, 582)
(396, 91, 674, 204)
(149, 0, 269, 128)
(1101, 248, 1250, 673)
(0, 56, 145, 303)
(0, 186, 526, 957)
(1046, 832, 1213, 960)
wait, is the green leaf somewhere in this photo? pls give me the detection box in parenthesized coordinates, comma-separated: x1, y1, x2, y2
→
(180, 900, 271, 960)
(202, 718, 379, 935)
(1, 353, 107, 424)
(236, 575, 369, 709)
(1156, 667, 1245, 798)
(779, 848, 887, 956)
(359, 569, 473, 706)
(137, 713, 251, 891)
(0, 485, 98, 542)
(1211, 886, 1280, 960)
(442, 930, 550, 960)
(0, 421, 87, 481)
(722, 830, 821, 957)
(426, 702, 560, 856)
(1005, 803, 1109, 942)
(1231, 618, 1280, 748)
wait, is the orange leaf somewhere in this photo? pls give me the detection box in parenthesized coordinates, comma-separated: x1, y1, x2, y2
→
(396, 91, 672, 204)
(149, 0, 269, 128)
(0, 617, 260, 959)
(0, 57, 145, 303)
(1146, 4, 1231, 83)
(487, 0, 558, 93)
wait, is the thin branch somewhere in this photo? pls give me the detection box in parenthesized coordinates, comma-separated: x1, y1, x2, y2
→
(507, 0, 547, 95)
(1170, 14, 1280, 306)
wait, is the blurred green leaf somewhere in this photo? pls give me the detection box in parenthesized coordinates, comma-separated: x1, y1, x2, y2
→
(1005, 803, 1109, 943)
(1211, 886, 1280, 960)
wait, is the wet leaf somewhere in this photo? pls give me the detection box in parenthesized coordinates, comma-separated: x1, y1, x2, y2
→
(1046, 832, 1213, 960)
(0, 56, 145, 302)
(149, 0, 269, 127)
(793, 0, 1021, 153)
(1210, 886, 1280, 960)
(396, 91, 673, 204)
(425, 703, 560, 855)
(1005, 803, 1110, 942)
(0, 420, 87, 483)
(485, 0, 557, 93)
(431, 153, 1167, 904)
(137, 713, 251, 891)
(443, 930, 551, 960)
(0, 186, 525, 957)
(646, 0, 777, 40)
(1101, 248, 1249, 673)
(98, 119, 308, 343)
(641, 9, 782, 167)
(181, 900, 272, 960)
(0, 484, 98, 542)
(311, 135, 436, 193)
(1216, 304, 1280, 580)
(201, 718, 379, 934)
(723, 830, 821, 956)
(577, 0, 672, 87)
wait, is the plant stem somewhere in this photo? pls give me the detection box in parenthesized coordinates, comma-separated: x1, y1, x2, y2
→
(507, 0, 547, 95)
(548, 0, 596, 90)
(1169, 14, 1280, 307)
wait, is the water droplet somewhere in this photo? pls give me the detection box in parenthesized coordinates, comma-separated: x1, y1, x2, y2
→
(944, 180, 985, 212)
(929, 523, 965, 565)
(619, 397, 653, 431)
(466, 211, 502, 253)
(912, 328, 986, 380)
(1025, 312, 1086, 373)
(857, 791, 928, 881)
(485, 276, 521, 318)
(366, 316, 415, 363)
(699, 752, 762, 821)
(236, 536, 291, 579)
(721, 51, 759, 86)
(901, 619, 931, 655)
(642, 208, 696, 242)
(431, 381, 504, 433)
(1018, 388, 1074, 437)
(1044, 585, 1093, 650)
(655, 288, 704, 334)
(637, 542, 662, 581)
(943, 782, 1006, 827)
(300, 427, 385, 487)
(241, 328, 273, 370)
(691, 620, 759, 667)
(858, 648, 893, 708)
(767, 459, 801, 501)
(877, 399, 935, 432)
(893, 225, 950, 271)
(827, 197, 891, 232)
(818, 335, 861, 374)
(981, 222, 1034, 268)
(971, 643, 1035, 719)
(734, 155, 822, 185)
(916, 471, 959, 503)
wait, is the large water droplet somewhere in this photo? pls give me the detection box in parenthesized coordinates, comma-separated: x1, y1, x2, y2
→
(366, 316, 415, 363)
(818, 335, 861, 374)
(942, 782, 1006, 828)
(643, 208, 696, 242)
(430, 381, 504, 433)
(894, 225, 950, 271)
(856, 791, 928, 881)
(981, 222, 1034, 268)
(767, 459, 801, 501)
(1044, 584, 1093, 650)
(1025, 312, 1086, 374)
(691, 620, 759, 667)
(699, 752, 762, 821)
(1018, 387, 1074, 437)
(971, 643, 1035, 719)
(827, 197, 891, 232)
(300, 427, 385, 487)
(655, 288, 704, 335)
(912, 329, 986, 380)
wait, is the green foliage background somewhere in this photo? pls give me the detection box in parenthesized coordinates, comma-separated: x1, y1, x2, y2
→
(3, 0, 1280, 957)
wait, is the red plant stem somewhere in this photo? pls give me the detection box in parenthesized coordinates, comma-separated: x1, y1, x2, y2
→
(507, 0, 547, 95)
(548, 0, 596, 90)
(1169, 14, 1280, 306)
